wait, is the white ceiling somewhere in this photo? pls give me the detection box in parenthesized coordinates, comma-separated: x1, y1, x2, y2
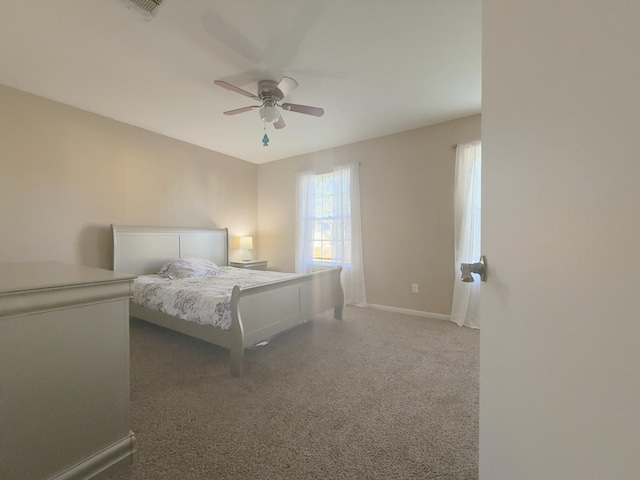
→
(0, 0, 481, 164)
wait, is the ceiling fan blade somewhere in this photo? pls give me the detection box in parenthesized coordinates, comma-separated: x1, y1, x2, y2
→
(214, 80, 259, 100)
(273, 115, 286, 129)
(281, 103, 324, 117)
(223, 106, 259, 115)
(275, 76, 298, 99)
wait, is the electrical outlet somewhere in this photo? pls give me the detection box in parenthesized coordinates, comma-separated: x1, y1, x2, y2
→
(412, 284, 419, 294)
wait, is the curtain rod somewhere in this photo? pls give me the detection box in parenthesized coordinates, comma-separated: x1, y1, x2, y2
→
(294, 162, 361, 176)
(453, 140, 481, 149)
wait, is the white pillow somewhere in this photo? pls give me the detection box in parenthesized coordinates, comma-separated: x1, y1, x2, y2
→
(157, 258, 224, 279)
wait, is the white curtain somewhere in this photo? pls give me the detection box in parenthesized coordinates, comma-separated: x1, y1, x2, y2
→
(450, 141, 482, 329)
(295, 170, 316, 275)
(334, 163, 367, 306)
(295, 164, 367, 307)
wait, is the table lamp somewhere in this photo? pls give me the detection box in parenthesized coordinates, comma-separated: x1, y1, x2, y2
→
(240, 236, 253, 261)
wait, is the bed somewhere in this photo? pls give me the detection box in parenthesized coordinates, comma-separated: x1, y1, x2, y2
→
(112, 225, 344, 376)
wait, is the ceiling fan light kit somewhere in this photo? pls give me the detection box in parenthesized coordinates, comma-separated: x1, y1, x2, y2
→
(259, 103, 280, 124)
(214, 76, 324, 145)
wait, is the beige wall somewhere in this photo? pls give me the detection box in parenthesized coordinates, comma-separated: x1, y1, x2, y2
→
(257, 115, 480, 315)
(0, 85, 258, 269)
(1, 83, 480, 317)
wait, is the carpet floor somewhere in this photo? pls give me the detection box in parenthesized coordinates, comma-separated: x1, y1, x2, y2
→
(106, 306, 479, 480)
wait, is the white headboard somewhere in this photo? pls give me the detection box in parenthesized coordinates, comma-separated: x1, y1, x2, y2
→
(112, 225, 229, 275)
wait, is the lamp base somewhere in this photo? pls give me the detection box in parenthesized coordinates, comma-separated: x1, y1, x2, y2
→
(243, 250, 252, 261)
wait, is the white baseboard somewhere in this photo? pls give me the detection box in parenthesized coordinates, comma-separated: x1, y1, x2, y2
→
(52, 432, 136, 480)
(366, 303, 451, 322)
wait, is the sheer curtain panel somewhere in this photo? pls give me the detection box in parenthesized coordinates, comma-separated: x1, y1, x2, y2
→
(450, 141, 482, 329)
(334, 163, 367, 306)
(295, 171, 316, 274)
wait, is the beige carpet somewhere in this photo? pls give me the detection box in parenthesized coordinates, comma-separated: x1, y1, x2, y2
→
(107, 306, 479, 480)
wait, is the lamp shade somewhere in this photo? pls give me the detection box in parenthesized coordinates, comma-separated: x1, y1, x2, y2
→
(259, 105, 280, 124)
(239, 236, 253, 250)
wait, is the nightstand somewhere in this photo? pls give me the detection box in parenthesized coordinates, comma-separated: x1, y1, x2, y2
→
(230, 260, 268, 271)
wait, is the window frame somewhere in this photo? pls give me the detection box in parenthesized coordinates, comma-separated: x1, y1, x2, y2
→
(310, 172, 352, 266)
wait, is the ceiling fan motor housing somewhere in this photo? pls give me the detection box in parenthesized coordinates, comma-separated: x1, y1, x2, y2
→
(258, 80, 283, 101)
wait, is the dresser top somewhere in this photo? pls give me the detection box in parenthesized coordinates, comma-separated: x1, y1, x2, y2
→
(0, 262, 135, 294)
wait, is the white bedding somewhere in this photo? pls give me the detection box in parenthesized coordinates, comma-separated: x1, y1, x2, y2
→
(132, 267, 299, 330)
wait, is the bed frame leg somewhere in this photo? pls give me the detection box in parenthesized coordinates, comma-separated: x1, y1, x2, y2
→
(229, 285, 245, 377)
(230, 348, 243, 377)
(333, 267, 345, 320)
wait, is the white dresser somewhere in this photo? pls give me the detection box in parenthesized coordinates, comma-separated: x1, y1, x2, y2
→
(0, 262, 136, 480)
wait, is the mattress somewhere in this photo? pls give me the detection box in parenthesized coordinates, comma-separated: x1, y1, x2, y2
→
(132, 267, 299, 330)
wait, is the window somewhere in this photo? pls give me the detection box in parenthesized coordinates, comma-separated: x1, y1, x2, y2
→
(295, 163, 366, 306)
(312, 172, 351, 264)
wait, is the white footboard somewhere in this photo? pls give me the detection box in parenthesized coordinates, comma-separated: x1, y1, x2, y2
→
(228, 267, 343, 376)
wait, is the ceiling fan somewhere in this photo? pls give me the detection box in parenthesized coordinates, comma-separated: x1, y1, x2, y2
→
(213, 76, 324, 130)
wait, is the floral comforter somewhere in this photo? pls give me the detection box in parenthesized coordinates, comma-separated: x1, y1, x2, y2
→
(132, 267, 299, 330)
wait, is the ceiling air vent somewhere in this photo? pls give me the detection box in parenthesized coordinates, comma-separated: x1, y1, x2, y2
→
(126, 0, 163, 15)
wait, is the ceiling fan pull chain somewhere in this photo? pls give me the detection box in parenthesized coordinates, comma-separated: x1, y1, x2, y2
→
(262, 133, 270, 147)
